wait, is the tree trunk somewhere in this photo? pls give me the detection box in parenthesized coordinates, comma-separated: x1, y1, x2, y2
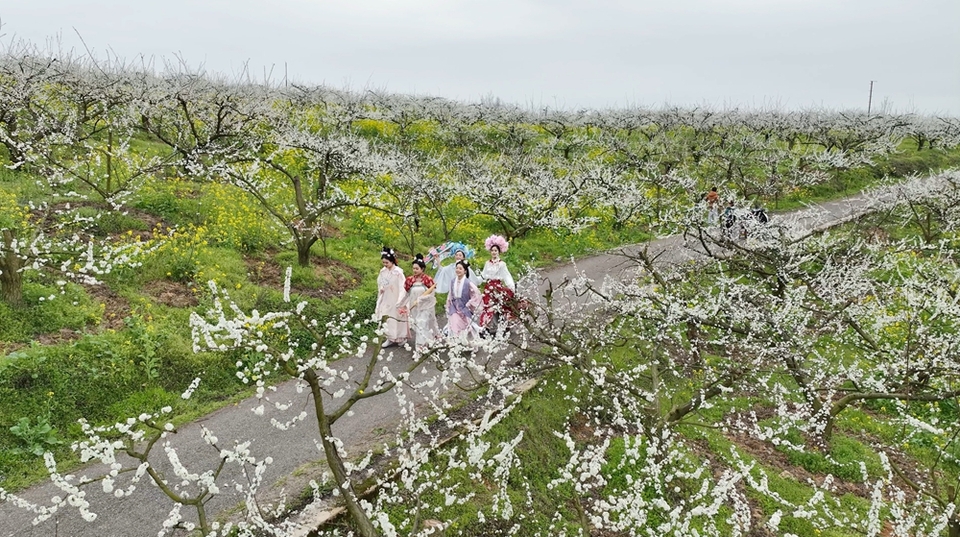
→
(106, 129, 114, 195)
(821, 414, 835, 446)
(296, 236, 318, 267)
(304, 369, 379, 537)
(1, 230, 23, 306)
(297, 244, 311, 267)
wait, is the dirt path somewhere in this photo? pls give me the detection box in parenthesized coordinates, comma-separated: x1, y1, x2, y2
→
(0, 192, 887, 537)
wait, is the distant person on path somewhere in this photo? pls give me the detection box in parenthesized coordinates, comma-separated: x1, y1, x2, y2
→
(741, 202, 770, 239)
(723, 200, 738, 237)
(751, 203, 769, 224)
(445, 260, 481, 338)
(705, 186, 720, 226)
(399, 254, 441, 350)
(478, 234, 516, 334)
(376, 246, 409, 348)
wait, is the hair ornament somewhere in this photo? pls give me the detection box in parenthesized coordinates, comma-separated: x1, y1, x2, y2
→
(425, 241, 475, 266)
(484, 234, 509, 253)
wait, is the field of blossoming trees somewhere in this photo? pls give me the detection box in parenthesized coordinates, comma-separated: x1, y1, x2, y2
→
(3, 40, 960, 536)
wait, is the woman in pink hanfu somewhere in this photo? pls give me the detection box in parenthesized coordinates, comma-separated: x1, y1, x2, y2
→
(445, 260, 481, 338)
(375, 246, 409, 347)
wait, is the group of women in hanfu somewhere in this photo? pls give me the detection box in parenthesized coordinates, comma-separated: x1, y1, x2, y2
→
(374, 234, 517, 351)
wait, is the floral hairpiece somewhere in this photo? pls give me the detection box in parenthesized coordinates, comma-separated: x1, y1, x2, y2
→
(484, 234, 508, 253)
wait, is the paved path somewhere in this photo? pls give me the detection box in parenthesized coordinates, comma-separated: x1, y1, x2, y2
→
(0, 188, 901, 537)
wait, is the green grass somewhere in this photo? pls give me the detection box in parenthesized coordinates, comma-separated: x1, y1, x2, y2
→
(332, 366, 891, 536)
(0, 282, 102, 346)
(766, 144, 960, 212)
(776, 429, 884, 482)
(2, 110, 959, 535)
(877, 143, 960, 178)
(0, 328, 257, 489)
(688, 425, 868, 537)
(341, 368, 584, 536)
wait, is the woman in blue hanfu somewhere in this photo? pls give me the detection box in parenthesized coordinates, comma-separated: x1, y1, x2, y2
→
(429, 241, 480, 295)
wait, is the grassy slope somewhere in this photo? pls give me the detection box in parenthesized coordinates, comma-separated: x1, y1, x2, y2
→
(0, 136, 957, 527)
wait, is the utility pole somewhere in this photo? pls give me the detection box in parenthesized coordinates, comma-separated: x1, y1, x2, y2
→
(867, 80, 875, 116)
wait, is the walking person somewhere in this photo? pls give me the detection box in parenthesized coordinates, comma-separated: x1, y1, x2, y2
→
(751, 203, 769, 224)
(746, 202, 770, 240)
(399, 254, 441, 350)
(375, 246, 408, 348)
(444, 260, 481, 338)
(705, 186, 720, 226)
(478, 234, 516, 335)
(722, 200, 738, 238)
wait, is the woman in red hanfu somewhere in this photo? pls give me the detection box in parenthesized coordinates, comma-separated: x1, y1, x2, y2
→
(399, 254, 440, 349)
(478, 234, 517, 334)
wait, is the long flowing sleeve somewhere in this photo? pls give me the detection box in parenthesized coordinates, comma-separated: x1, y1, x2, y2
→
(500, 264, 515, 291)
(445, 284, 453, 315)
(467, 282, 482, 312)
(433, 263, 456, 295)
(375, 266, 409, 341)
(392, 268, 408, 308)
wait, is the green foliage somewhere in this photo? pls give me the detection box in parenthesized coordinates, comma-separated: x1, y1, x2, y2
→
(0, 326, 250, 489)
(136, 225, 246, 290)
(134, 177, 204, 225)
(0, 282, 102, 344)
(600, 437, 670, 528)
(106, 387, 179, 420)
(9, 416, 63, 456)
(68, 206, 151, 236)
(123, 311, 164, 380)
(689, 425, 868, 537)
(352, 118, 398, 140)
(197, 182, 284, 252)
(3, 80, 959, 534)
(408, 369, 584, 535)
(0, 166, 21, 183)
(877, 145, 960, 178)
(780, 433, 884, 482)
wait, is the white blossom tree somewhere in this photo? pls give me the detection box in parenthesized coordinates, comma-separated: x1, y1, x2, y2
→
(0, 42, 163, 305)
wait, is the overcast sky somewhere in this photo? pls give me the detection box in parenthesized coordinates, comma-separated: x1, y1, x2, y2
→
(2, 1, 958, 115)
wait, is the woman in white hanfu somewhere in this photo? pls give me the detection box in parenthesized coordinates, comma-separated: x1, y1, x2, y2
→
(399, 254, 441, 350)
(431, 242, 481, 295)
(375, 246, 408, 348)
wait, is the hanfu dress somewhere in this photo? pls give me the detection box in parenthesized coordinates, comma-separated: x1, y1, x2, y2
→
(375, 265, 409, 343)
(445, 275, 481, 337)
(402, 273, 441, 348)
(434, 260, 481, 295)
(478, 259, 516, 328)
